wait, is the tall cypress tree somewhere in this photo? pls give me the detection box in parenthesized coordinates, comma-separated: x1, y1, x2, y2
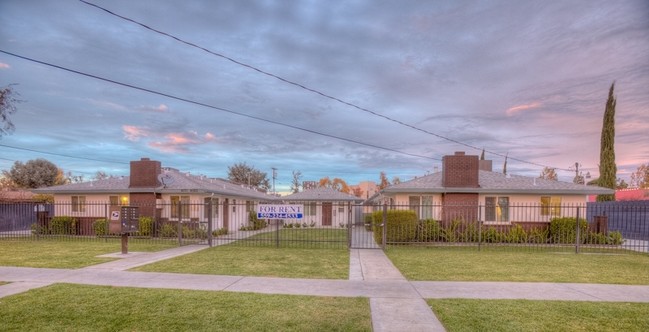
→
(597, 82, 617, 201)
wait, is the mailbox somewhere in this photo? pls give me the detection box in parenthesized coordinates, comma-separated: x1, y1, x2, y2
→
(120, 206, 139, 234)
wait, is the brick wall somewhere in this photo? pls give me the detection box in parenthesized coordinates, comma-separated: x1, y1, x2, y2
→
(442, 151, 479, 188)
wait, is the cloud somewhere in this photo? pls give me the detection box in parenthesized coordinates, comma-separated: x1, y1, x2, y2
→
(137, 104, 169, 113)
(506, 102, 542, 116)
(0, 63, 9, 69)
(122, 125, 149, 141)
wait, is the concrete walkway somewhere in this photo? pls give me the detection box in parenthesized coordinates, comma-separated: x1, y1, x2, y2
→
(2, 245, 649, 332)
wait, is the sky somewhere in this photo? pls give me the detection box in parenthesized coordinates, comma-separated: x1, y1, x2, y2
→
(1, 0, 648, 193)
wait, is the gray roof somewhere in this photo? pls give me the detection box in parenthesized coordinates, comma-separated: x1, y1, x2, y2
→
(282, 187, 364, 202)
(382, 170, 615, 195)
(33, 169, 274, 201)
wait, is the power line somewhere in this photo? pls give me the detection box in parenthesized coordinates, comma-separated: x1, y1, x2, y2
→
(78, 0, 570, 172)
(0, 49, 439, 163)
(0, 143, 127, 164)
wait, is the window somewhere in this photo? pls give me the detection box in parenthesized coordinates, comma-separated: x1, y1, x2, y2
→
(109, 196, 119, 207)
(421, 196, 433, 219)
(485, 196, 509, 222)
(171, 196, 190, 219)
(203, 197, 219, 219)
(305, 202, 317, 216)
(409, 196, 420, 218)
(72, 196, 86, 212)
(541, 196, 561, 216)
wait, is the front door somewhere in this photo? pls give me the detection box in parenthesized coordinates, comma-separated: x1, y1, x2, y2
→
(322, 202, 332, 226)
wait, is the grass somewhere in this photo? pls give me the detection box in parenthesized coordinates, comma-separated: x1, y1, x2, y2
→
(235, 228, 348, 248)
(386, 246, 649, 284)
(0, 238, 177, 269)
(0, 283, 371, 331)
(134, 244, 349, 279)
(430, 299, 649, 332)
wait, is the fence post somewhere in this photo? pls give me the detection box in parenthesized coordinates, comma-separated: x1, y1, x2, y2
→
(177, 202, 183, 247)
(575, 206, 581, 254)
(382, 203, 387, 250)
(478, 204, 482, 251)
(347, 202, 352, 249)
(276, 216, 280, 248)
(207, 200, 213, 247)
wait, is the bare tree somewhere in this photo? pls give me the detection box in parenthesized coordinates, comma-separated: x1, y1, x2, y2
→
(539, 167, 558, 181)
(290, 170, 302, 193)
(0, 84, 21, 137)
(227, 162, 270, 191)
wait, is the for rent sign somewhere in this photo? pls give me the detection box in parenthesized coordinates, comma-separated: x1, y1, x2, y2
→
(257, 204, 304, 219)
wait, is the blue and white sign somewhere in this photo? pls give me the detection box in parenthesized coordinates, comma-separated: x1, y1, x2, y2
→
(257, 204, 304, 219)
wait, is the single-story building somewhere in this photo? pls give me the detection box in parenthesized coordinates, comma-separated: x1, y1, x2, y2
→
(281, 187, 364, 227)
(369, 151, 614, 229)
(33, 158, 274, 234)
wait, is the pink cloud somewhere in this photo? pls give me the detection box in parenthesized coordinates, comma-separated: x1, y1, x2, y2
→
(122, 125, 150, 141)
(0, 63, 9, 69)
(137, 104, 169, 112)
(506, 102, 542, 116)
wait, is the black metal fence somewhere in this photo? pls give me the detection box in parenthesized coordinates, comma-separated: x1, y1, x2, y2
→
(1, 201, 647, 253)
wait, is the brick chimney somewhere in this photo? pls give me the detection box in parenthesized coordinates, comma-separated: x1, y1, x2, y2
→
(129, 158, 161, 188)
(442, 151, 479, 188)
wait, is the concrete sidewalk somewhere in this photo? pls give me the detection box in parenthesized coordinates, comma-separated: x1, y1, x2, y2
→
(2, 246, 649, 332)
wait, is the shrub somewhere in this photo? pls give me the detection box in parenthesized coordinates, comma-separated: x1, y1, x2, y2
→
(417, 219, 441, 242)
(549, 217, 588, 244)
(528, 227, 549, 244)
(441, 220, 461, 242)
(160, 223, 177, 237)
(506, 224, 528, 243)
(459, 222, 480, 242)
(240, 211, 267, 231)
(138, 216, 153, 237)
(212, 228, 228, 236)
(50, 216, 77, 235)
(372, 210, 417, 244)
(31, 223, 47, 235)
(482, 227, 505, 243)
(92, 219, 108, 236)
(608, 231, 624, 245)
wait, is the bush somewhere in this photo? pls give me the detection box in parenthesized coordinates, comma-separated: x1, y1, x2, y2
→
(372, 210, 418, 244)
(549, 217, 588, 244)
(212, 228, 228, 236)
(583, 230, 624, 245)
(31, 223, 47, 235)
(441, 220, 461, 242)
(417, 219, 441, 242)
(364, 214, 373, 231)
(482, 227, 505, 243)
(506, 224, 528, 243)
(138, 216, 153, 237)
(160, 223, 177, 237)
(459, 222, 480, 242)
(528, 227, 549, 244)
(92, 219, 108, 236)
(608, 231, 624, 245)
(50, 216, 77, 235)
(240, 211, 267, 231)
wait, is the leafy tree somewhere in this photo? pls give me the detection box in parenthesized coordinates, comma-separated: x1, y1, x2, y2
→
(597, 82, 617, 201)
(227, 162, 270, 191)
(290, 170, 302, 193)
(391, 176, 401, 185)
(0, 84, 21, 137)
(539, 167, 558, 181)
(630, 163, 649, 188)
(318, 176, 350, 193)
(4, 159, 63, 188)
(378, 171, 390, 190)
(616, 178, 628, 189)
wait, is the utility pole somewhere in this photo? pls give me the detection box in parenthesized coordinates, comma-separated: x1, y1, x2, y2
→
(271, 167, 277, 195)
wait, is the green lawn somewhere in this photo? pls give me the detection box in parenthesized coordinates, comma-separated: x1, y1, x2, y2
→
(0, 283, 371, 331)
(134, 244, 349, 279)
(386, 246, 649, 284)
(233, 228, 348, 248)
(0, 238, 177, 268)
(430, 299, 649, 332)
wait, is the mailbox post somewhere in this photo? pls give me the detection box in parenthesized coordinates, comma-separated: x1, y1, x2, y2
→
(120, 206, 139, 254)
